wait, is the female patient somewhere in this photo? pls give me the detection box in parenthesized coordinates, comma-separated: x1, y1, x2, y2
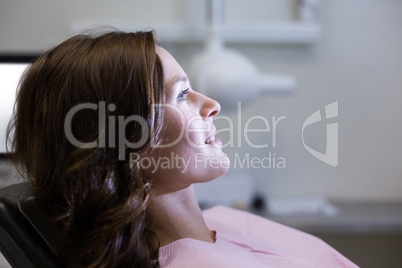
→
(8, 31, 358, 267)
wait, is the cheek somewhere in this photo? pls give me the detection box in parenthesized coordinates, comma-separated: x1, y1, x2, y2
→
(163, 107, 208, 146)
(161, 109, 186, 145)
(186, 118, 212, 146)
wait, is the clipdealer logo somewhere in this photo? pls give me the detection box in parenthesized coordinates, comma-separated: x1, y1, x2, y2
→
(63, 100, 339, 169)
(302, 101, 338, 167)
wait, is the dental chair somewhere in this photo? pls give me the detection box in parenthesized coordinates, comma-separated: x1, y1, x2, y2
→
(0, 183, 161, 268)
(0, 183, 62, 267)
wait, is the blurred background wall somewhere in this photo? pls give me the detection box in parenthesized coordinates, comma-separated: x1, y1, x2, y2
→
(1, 0, 401, 202)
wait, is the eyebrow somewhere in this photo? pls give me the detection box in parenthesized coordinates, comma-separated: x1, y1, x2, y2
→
(169, 76, 188, 89)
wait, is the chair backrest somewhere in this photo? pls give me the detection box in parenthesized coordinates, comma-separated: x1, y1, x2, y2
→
(0, 183, 160, 268)
(0, 183, 59, 268)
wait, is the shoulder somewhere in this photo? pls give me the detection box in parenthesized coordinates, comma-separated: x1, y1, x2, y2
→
(202, 205, 309, 238)
(158, 206, 359, 268)
(158, 234, 279, 268)
(202, 205, 329, 246)
(201, 206, 359, 268)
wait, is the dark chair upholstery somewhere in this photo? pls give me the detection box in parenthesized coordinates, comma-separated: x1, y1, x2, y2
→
(0, 183, 160, 268)
(0, 183, 60, 268)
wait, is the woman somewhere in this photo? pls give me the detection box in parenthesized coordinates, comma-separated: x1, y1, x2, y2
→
(8, 30, 358, 267)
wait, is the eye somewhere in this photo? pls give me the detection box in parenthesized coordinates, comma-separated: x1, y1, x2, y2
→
(177, 88, 189, 101)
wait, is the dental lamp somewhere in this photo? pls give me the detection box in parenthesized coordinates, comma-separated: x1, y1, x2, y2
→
(187, 0, 297, 111)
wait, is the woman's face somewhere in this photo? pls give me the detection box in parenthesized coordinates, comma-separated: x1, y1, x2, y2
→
(140, 47, 230, 194)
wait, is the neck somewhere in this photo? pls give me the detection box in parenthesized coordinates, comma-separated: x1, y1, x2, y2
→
(146, 185, 215, 247)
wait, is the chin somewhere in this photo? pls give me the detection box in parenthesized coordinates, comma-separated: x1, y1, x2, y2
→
(201, 154, 231, 182)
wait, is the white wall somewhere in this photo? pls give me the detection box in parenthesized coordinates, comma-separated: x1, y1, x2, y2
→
(1, 0, 401, 201)
(241, 0, 402, 201)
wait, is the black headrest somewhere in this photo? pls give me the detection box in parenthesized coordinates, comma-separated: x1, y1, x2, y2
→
(0, 183, 62, 267)
(19, 187, 70, 259)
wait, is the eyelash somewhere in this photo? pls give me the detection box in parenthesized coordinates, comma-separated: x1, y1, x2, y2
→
(177, 88, 189, 101)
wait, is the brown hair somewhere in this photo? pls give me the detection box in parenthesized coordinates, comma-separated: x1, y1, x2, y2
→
(7, 30, 165, 267)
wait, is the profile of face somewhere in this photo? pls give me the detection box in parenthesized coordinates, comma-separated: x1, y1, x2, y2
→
(140, 48, 230, 194)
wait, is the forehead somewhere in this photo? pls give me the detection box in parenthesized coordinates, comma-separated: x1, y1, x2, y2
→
(156, 47, 187, 89)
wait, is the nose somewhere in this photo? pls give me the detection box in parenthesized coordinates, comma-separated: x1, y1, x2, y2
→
(199, 94, 221, 120)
